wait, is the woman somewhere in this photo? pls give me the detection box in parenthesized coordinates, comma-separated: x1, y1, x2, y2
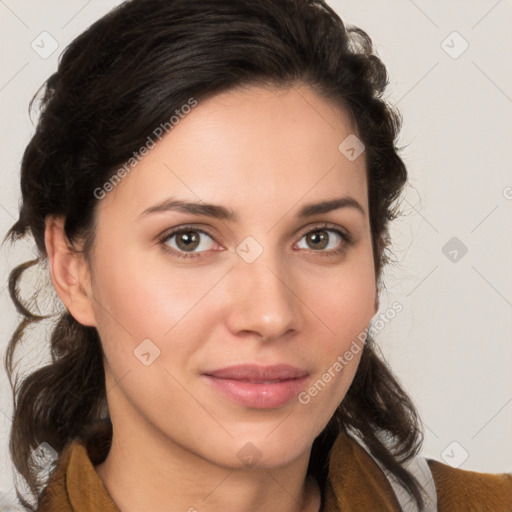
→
(3, 0, 511, 511)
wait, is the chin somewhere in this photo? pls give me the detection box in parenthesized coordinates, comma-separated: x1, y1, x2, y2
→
(222, 431, 314, 470)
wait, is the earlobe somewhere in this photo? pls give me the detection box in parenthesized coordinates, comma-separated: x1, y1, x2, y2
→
(44, 215, 97, 327)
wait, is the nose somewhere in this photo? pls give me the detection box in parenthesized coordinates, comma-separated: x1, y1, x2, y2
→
(223, 252, 302, 342)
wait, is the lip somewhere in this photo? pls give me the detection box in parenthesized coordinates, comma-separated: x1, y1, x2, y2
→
(202, 364, 310, 409)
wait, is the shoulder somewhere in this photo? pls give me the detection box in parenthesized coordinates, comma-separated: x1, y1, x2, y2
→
(428, 458, 512, 512)
(36, 441, 76, 512)
(37, 423, 118, 512)
(327, 431, 512, 512)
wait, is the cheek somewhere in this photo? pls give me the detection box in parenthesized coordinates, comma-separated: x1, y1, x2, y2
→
(294, 253, 375, 409)
(88, 243, 231, 388)
(90, 245, 213, 339)
(295, 272, 372, 427)
(303, 253, 376, 348)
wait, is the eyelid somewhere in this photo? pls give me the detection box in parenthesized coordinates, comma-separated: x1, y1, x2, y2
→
(297, 222, 353, 243)
(157, 221, 353, 258)
(157, 225, 218, 248)
(156, 224, 223, 261)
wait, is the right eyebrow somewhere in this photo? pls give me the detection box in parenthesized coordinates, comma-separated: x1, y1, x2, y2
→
(138, 198, 238, 222)
(138, 195, 366, 222)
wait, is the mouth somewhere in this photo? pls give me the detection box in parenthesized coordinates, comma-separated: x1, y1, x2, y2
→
(202, 364, 310, 409)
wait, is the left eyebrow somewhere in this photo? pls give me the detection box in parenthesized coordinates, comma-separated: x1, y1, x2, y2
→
(297, 196, 366, 218)
(138, 195, 366, 221)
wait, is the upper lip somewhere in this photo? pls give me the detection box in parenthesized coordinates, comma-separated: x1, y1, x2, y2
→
(204, 364, 309, 381)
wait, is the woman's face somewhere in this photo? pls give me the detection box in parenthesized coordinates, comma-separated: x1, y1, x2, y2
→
(85, 84, 377, 469)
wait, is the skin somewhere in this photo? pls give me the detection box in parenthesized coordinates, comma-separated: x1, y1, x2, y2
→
(45, 84, 378, 512)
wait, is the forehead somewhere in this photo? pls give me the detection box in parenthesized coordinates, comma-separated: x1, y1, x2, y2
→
(99, 85, 368, 221)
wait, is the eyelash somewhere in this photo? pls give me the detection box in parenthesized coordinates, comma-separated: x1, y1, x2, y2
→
(157, 223, 353, 261)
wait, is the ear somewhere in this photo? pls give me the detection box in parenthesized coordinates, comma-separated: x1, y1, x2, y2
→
(44, 215, 97, 327)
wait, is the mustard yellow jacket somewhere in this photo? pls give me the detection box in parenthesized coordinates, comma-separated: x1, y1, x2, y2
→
(36, 429, 512, 512)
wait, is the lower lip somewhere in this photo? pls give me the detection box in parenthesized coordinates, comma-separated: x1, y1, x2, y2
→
(203, 375, 309, 409)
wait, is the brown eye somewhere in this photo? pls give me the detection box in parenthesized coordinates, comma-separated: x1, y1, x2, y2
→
(175, 231, 200, 251)
(305, 230, 329, 250)
(296, 227, 347, 253)
(163, 229, 216, 255)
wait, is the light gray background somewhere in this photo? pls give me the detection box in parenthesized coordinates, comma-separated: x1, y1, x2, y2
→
(1, 0, 511, 506)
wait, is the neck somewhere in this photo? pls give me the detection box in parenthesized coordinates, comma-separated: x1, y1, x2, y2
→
(94, 415, 321, 512)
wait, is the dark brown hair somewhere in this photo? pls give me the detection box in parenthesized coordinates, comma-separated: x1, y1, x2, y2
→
(3, 0, 424, 509)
